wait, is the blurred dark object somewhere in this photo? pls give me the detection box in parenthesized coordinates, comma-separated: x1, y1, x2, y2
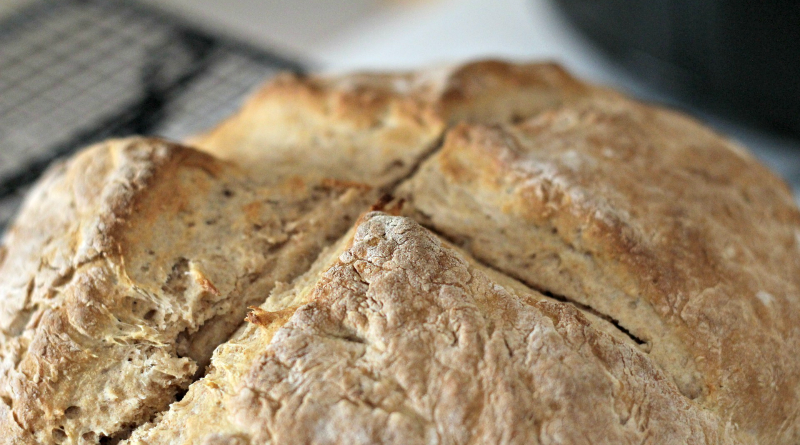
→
(0, 0, 304, 231)
(552, 0, 800, 136)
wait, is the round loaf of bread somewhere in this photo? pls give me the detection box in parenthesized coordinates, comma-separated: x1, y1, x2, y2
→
(0, 61, 798, 445)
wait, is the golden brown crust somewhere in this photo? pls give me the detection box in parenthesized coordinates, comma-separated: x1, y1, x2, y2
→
(2, 60, 799, 445)
(189, 60, 590, 189)
(125, 224, 358, 445)
(397, 95, 800, 444)
(433, 60, 590, 124)
(187, 71, 445, 188)
(0, 138, 374, 444)
(126, 213, 750, 445)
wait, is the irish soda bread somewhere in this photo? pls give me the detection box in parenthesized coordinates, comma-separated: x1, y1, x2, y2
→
(0, 60, 798, 444)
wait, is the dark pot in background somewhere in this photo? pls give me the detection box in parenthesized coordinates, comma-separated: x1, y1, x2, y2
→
(552, 0, 800, 136)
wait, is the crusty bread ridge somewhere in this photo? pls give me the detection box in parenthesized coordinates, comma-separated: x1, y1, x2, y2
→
(397, 94, 800, 444)
(0, 138, 374, 443)
(127, 212, 744, 444)
(0, 60, 798, 444)
(189, 61, 590, 189)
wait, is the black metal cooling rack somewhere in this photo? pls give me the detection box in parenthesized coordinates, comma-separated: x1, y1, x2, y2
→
(0, 0, 305, 231)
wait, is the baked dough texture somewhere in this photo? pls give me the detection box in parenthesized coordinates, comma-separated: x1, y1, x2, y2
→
(0, 60, 798, 445)
(0, 139, 373, 443)
(126, 213, 743, 445)
(190, 61, 589, 188)
(397, 94, 800, 444)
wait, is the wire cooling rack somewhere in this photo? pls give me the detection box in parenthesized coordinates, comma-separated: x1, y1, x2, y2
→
(0, 0, 304, 231)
